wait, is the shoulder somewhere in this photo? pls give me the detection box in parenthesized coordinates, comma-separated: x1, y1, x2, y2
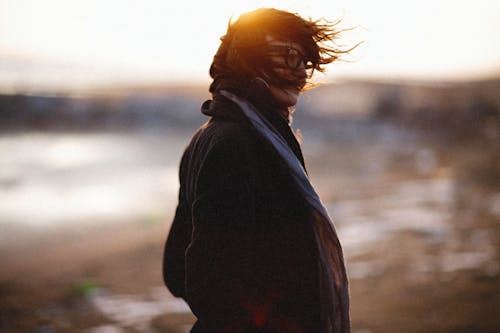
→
(177, 119, 260, 184)
(189, 116, 258, 158)
(201, 122, 258, 167)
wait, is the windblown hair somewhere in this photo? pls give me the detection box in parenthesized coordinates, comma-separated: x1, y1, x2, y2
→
(209, 7, 352, 93)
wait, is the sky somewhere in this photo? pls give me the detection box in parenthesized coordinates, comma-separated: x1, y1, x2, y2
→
(1, 0, 500, 92)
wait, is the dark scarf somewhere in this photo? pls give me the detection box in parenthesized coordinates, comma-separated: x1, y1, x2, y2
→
(218, 89, 350, 333)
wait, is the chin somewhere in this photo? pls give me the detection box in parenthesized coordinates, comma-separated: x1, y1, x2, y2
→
(270, 86, 300, 108)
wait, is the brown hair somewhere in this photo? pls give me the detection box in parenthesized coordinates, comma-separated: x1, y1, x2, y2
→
(209, 8, 353, 93)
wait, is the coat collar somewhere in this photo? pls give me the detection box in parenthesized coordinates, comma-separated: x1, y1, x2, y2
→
(201, 91, 306, 169)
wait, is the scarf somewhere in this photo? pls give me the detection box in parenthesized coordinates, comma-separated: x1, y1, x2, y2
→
(220, 89, 350, 333)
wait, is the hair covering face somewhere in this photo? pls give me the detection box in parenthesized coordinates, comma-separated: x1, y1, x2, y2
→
(209, 8, 348, 95)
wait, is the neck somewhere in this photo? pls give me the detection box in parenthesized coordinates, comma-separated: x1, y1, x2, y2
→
(211, 77, 292, 124)
(277, 107, 291, 122)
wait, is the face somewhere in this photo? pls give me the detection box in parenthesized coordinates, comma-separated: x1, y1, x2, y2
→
(265, 35, 308, 108)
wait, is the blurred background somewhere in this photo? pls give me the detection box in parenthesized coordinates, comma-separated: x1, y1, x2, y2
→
(1, 0, 499, 332)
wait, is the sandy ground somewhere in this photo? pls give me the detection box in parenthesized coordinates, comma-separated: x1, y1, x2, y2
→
(1, 217, 499, 333)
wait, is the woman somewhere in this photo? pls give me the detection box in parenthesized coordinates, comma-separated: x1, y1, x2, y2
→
(163, 8, 351, 332)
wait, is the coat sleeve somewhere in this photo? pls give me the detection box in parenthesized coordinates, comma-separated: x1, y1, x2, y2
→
(163, 150, 191, 298)
(184, 136, 268, 321)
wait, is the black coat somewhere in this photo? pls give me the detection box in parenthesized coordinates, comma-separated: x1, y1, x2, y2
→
(163, 93, 320, 333)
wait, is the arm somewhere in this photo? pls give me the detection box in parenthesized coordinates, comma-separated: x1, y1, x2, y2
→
(163, 151, 191, 298)
(184, 137, 263, 321)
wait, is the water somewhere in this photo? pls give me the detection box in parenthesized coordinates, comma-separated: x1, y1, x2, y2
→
(0, 131, 184, 231)
(89, 287, 191, 332)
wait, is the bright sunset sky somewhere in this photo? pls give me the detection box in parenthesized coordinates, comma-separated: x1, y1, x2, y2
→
(1, 0, 499, 91)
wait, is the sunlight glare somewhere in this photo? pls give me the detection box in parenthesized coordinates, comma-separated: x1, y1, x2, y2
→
(0, 0, 499, 91)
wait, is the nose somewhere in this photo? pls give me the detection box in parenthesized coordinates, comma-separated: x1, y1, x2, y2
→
(293, 65, 307, 80)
